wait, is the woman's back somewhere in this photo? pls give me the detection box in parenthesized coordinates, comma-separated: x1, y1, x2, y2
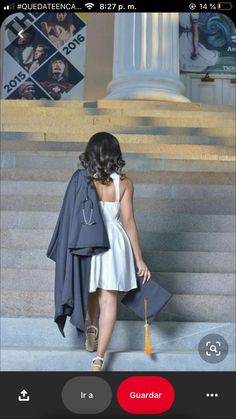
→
(93, 172, 122, 224)
(93, 172, 127, 204)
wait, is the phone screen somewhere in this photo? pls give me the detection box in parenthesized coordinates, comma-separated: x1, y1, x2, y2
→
(1, 1, 235, 418)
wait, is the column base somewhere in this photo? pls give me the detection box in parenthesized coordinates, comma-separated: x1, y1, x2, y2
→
(105, 77, 190, 103)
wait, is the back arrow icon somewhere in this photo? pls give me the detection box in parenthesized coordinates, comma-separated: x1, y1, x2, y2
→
(18, 29, 24, 38)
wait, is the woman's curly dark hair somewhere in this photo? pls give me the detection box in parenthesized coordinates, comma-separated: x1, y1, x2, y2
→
(78, 132, 126, 185)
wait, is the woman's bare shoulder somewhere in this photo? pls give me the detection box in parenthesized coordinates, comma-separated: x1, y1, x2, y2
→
(121, 175, 133, 185)
(120, 175, 134, 199)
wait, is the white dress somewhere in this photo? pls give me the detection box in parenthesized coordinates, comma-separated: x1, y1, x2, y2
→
(89, 172, 138, 293)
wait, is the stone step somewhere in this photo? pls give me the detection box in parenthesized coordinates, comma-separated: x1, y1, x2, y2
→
(1, 229, 235, 252)
(136, 213, 235, 232)
(2, 195, 235, 214)
(2, 211, 234, 233)
(2, 181, 235, 200)
(1, 248, 235, 273)
(2, 131, 236, 145)
(1, 291, 235, 321)
(2, 134, 235, 147)
(2, 318, 234, 351)
(1, 139, 235, 158)
(2, 151, 235, 172)
(96, 99, 235, 113)
(1, 268, 235, 296)
(2, 347, 234, 371)
(2, 123, 235, 138)
(3, 112, 236, 129)
(1, 168, 235, 185)
(2, 98, 234, 112)
(2, 104, 235, 119)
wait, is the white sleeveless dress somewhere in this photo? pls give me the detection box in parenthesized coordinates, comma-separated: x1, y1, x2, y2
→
(89, 172, 138, 293)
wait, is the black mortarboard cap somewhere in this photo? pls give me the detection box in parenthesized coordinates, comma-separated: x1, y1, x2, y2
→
(121, 278, 172, 324)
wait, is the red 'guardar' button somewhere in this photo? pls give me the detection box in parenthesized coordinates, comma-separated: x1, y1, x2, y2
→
(117, 376, 175, 414)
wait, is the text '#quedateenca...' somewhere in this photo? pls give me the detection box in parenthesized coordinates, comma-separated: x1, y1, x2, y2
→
(17, 3, 77, 11)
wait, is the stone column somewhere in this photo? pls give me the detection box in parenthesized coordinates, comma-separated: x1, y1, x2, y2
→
(105, 13, 189, 102)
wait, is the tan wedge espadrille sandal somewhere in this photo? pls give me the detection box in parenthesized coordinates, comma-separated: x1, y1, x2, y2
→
(85, 325, 98, 352)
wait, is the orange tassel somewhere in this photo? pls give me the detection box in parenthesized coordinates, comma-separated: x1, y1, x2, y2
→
(144, 299, 152, 355)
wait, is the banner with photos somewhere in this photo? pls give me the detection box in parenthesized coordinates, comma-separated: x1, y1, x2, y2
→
(2, 12, 87, 100)
(179, 12, 236, 74)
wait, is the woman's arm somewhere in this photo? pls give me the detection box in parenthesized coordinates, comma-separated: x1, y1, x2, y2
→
(191, 21, 199, 58)
(120, 177, 151, 282)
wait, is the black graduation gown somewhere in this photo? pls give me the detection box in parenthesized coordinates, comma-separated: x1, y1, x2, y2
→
(46, 168, 110, 337)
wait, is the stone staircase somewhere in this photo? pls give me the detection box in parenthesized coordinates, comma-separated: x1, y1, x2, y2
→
(1, 99, 235, 371)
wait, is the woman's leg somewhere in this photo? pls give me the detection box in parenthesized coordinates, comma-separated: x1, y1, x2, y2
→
(94, 289, 118, 366)
(87, 291, 98, 329)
